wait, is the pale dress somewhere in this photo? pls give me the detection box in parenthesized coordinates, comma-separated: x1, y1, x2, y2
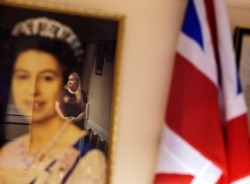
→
(0, 134, 106, 184)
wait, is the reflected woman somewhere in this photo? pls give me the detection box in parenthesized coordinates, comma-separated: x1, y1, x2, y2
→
(0, 17, 106, 184)
(55, 72, 88, 130)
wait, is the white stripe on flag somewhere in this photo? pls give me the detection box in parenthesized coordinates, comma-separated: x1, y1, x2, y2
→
(213, 0, 248, 121)
(225, 93, 247, 121)
(231, 176, 250, 184)
(177, 33, 218, 86)
(155, 125, 222, 183)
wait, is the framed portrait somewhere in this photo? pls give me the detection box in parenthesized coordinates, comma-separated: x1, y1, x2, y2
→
(95, 41, 106, 75)
(234, 27, 250, 125)
(0, 0, 124, 183)
(234, 27, 250, 69)
(106, 40, 116, 62)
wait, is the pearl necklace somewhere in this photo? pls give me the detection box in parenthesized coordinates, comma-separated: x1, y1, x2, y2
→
(30, 121, 69, 163)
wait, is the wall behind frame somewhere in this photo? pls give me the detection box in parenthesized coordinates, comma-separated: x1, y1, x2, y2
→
(228, 1, 250, 32)
(2, 0, 248, 183)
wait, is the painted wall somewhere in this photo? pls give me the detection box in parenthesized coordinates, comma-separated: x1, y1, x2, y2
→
(4, 0, 249, 183)
(228, 1, 250, 31)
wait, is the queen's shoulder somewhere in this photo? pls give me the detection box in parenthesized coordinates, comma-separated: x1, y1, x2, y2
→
(0, 135, 28, 166)
(0, 135, 28, 156)
(66, 149, 107, 184)
(85, 149, 106, 158)
(75, 149, 106, 174)
(81, 148, 107, 168)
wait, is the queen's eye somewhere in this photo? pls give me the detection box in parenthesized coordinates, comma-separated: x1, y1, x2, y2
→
(14, 72, 29, 80)
(43, 75, 54, 81)
(40, 72, 59, 83)
(41, 75, 55, 82)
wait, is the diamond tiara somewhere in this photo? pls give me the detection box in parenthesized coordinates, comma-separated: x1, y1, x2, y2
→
(11, 17, 84, 63)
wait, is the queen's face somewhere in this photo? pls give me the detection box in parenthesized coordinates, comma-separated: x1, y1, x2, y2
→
(11, 50, 63, 123)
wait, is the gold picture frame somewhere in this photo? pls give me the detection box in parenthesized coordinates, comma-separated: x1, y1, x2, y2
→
(0, 0, 124, 183)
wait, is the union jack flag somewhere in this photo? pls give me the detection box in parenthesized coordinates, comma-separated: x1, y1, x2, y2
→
(154, 0, 250, 183)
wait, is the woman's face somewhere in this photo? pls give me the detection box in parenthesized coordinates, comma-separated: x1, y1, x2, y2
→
(67, 74, 78, 91)
(11, 50, 63, 123)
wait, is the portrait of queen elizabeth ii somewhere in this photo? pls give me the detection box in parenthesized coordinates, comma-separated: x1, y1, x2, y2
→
(0, 2, 119, 183)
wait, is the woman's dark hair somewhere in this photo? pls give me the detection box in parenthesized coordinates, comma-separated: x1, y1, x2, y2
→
(0, 32, 12, 144)
(12, 35, 77, 84)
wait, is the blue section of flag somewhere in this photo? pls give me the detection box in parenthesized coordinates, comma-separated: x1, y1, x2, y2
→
(237, 75, 242, 94)
(182, 0, 203, 49)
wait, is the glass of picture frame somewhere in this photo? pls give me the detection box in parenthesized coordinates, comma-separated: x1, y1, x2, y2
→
(0, 0, 124, 183)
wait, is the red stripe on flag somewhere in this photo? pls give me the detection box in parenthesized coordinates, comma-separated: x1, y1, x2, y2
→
(204, 0, 222, 85)
(204, 0, 219, 61)
(166, 53, 227, 172)
(154, 173, 193, 184)
(226, 114, 250, 182)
